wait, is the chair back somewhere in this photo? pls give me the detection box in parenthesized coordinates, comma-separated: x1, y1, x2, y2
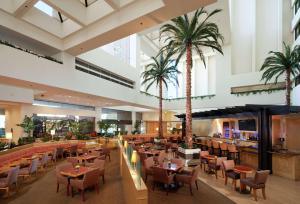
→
(57, 147, 64, 156)
(228, 144, 237, 152)
(191, 165, 201, 183)
(93, 159, 105, 170)
(153, 166, 169, 183)
(4, 166, 20, 186)
(83, 169, 100, 187)
(144, 157, 154, 169)
(157, 151, 166, 164)
(171, 158, 184, 167)
(216, 157, 227, 167)
(67, 157, 78, 166)
(222, 160, 235, 171)
(102, 147, 110, 155)
(56, 163, 72, 177)
(200, 151, 209, 157)
(212, 141, 220, 149)
(41, 153, 48, 166)
(220, 143, 228, 151)
(30, 158, 39, 174)
(70, 145, 78, 154)
(206, 140, 212, 147)
(254, 170, 270, 185)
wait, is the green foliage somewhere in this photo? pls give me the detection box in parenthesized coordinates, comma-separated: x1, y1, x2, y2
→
(17, 115, 36, 136)
(78, 119, 94, 134)
(97, 121, 112, 136)
(141, 51, 181, 92)
(260, 43, 300, 84)
(160, 8, 224, 67)
(18, 137, 35, 146)
(233, 88, 285, 96)
(140, 91, 215, 101)
(132, 121, 141, 134)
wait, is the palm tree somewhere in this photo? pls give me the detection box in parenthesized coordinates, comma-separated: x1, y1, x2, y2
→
(260, 43, 300, 106)
(141, 51, 181, 138)
(160, 8, 224, 148)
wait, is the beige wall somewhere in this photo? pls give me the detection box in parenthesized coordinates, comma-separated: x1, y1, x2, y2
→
(142, 111, 180, 122)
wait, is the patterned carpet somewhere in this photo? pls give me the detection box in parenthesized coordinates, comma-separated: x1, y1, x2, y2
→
(0, 149, 235, 204)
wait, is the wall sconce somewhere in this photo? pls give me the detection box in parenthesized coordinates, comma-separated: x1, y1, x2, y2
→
(131, 150, 137, 169)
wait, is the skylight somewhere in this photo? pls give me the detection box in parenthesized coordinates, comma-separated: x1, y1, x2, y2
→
(34, 1, 53, 17)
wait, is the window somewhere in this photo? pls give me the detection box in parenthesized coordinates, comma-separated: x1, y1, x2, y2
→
(34, 1, 68, 22)
(295, 0, 300, 15)
(0, 115, 5, 137)
(295, 22, 300, 40)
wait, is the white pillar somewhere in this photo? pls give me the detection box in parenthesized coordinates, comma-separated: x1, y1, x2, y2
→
(95, 107, 102, 132)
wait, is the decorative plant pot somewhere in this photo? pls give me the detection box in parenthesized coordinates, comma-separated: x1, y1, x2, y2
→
(177, 147, 201, 160)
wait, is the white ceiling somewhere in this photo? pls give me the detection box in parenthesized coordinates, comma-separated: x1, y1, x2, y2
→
(0, 0, 217, 55)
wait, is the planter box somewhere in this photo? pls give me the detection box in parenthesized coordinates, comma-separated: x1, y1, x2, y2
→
(177, 147, 201, 160)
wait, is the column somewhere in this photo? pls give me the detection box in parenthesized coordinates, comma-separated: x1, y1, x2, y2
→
(95, 107, 102, 133)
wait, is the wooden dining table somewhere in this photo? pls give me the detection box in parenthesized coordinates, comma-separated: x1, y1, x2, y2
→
(76, 155, 97, 162)
(156, 162, 183, 173)
(234, 165, 253, 193)
(60, 166, 93, 178)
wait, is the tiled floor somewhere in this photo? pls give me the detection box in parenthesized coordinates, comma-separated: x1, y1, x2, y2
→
(197, 168, 300, 204)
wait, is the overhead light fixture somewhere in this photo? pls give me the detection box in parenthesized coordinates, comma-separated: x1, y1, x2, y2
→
(37, 113, 66, 117)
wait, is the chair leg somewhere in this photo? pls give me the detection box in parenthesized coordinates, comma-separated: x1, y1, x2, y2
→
(233, 180, 237, 190)
(71, 187, 74, 197)
(253, 189, 257, 201)
(262, 187, 266, 200)
(225, 176, 228, 185)
(81, 190, 85, 202)
(145, 174, 148, 182)
(189, 184, 193, 196)
(102, 175, 105, 184)
(56, 183, 59, 193)
(195, 180, 198, 190)
(215, 170, 218, 179)
(221, 170, 224, 178)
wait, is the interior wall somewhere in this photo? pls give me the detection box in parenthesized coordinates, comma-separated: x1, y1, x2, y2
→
(192, 120, 212, 136)
(285, 116, 300, 151)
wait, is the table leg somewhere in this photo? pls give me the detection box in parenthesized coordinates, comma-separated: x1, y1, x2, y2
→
(240, 172, 246, 191)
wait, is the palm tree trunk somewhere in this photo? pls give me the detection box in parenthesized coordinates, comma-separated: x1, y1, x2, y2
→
(159, 79, 163, 138)
(286, 68, 291, 106)
(186, 44, 193, 148)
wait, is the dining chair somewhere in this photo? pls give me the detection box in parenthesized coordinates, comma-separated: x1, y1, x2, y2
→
(152, 166, 175, 195)
(18, 158, 39, 179)
(199, 151, 209, 171)
(85, 158, 105, 184)
(66, 157, 78, 167)
(70, 168, 100, 201)
(222, 160, 240, 189)
(56, 147, 64, 159)
(100, 148, 111, 161)
(56, 163, 73, 195)
(208, 157, 227, 179)
(175, 165, 201, 195)
(156, 151, 166, 165)
(38, 153, 49, 171)
(0, 166, 20, 197)
(240, 170, 270, 201)
(144, 157, 155, 182)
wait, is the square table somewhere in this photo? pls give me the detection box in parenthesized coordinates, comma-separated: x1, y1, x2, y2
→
(156, 162, 183, 172)
(60, 166, 93, 178)
(76, 155, 97, 162)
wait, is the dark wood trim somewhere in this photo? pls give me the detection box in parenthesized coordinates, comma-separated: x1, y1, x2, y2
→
(58, 11, 63, 23)
(258, 108, 272, 171)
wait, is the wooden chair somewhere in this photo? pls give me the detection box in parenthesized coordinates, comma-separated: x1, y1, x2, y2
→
(220, 143, 228, 157)
(240, 170, 270, 201)
(199, 151, 209, 171)
(208, 157, 227, 179)
(85, 158, 105, 184)
(228, 144, 240, 164)
(70, 169, 100, 201)
(66, 157, 78, 167)
(0, 166, 20, 197)
(144, 157, 155, 182)
(18, 158, 39, 179)
(222, 160, 240, 189)
(206, 140, 213, 154)
(175, 165, 201, 195)
(212, 141, 221, 156)
(152, 166, 175, 195)
(56, 163, 73, 195)
(100, 148, 111, 161)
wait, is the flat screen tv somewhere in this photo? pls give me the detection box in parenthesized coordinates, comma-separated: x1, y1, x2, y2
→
(238, 119, 256, 131)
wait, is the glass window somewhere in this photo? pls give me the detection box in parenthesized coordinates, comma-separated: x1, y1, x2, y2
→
(295, 0, 300, 14)
(0, 115, 5, 137)
(295, 22, 300, 40)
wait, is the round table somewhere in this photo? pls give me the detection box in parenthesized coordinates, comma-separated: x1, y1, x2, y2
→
(234, 165, 253, 193)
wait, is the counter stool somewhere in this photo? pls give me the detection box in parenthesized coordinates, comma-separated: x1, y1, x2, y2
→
(206, 140, 213, 155)
(201, 140, 208, 151)
(212, 141, 221, 156)
(220, 143, 228, 157)
(228, 144, 240, 164)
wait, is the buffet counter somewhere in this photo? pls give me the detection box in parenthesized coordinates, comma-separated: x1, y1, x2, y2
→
(270, 151, 300, 180)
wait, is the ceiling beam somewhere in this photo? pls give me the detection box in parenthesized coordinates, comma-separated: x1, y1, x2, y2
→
(43, 0, 86, 26)
(14, 0, 39, 18)
(85, 0, 88, 7)
(104, 0, 120, 10)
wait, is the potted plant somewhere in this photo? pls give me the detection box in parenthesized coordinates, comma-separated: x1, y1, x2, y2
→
(17, 115, 36, 138)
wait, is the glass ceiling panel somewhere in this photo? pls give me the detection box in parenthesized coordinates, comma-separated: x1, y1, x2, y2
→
(79, 0, 98, 7)
(34, 1, 68, 22)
